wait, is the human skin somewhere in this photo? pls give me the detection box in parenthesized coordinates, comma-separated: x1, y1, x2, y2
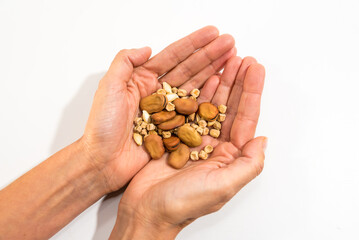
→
(109, 56, 266, 239)
(0, 26, 236, 239)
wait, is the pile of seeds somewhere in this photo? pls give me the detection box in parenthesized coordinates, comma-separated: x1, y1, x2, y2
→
(133, 82, 227, 169)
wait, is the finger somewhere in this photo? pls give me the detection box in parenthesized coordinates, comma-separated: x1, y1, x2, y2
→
(106, 47, 152, 85)
(160, 34, 235, 87)
(180, 47, 237, 92)
(230, 63, 265, 149)
(196, 75, 220, 104)
(220, 57, 257, 141)
(211, 56, 242, 106)
(221, 137, 267, 196)
(143, 26, 219, 76)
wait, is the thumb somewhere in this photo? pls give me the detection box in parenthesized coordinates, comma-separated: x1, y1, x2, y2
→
(223, 136, 267, 194)
(107, 47, 152, 83)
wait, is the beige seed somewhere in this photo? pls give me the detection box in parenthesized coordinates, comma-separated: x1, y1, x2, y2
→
(195, 114, 201, 123)
(142, 110, 151, 123)
(162, 131, 171, 138)
(134, 117, 142, 125)
(156, 89, 167, 95)
(190, 151, 199, 161)
(198, 120, 207, 128)
(140, 129, 148, 136)
(204, 145, 214, 154)
(146, 123, 156, 131)
(218, 113, 226, 122)
(166, 102, 175, 111)
(157, 129, 163, 135)
(140, 121, 147, 129)
(133, 133, 143, 146)
(134, 125, 142, 133)
(207, 121, 216, 127)
(166, 93, 179, 102)
(163, 82, 172, 93)
(189, 96, 196, 100)
(199, 150, 208, 160)
(190, 88, 200, 98)
(181, 96, 188, 99)
(218, 104, 227, 114)
(148, 130, 158, 135)
(171, 87, 178, 94)
(210, 129, 220, 138)
(203, 127, 209, 135)
(213, 121, 222, 130)
(188, 113, 195, 122)
(196, 126, 204, 135)
(177, 89, 187, 97)
(191, 123, 199, 129)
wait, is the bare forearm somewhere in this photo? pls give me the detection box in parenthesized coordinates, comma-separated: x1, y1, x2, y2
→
(0, 139, 109, 240)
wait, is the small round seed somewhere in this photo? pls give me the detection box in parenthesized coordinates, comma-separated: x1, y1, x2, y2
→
(209, 129, 220, 138)
(190, 151, 199, 161)
(199, 150, 208, 160)
(218, 104, 227, 114)
(177, 89, 188, 97)
(190, 88, 200, 98)
(204, 145, 213, 154)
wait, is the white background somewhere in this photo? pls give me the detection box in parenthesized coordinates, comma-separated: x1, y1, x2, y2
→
(1, 0, 359, 239)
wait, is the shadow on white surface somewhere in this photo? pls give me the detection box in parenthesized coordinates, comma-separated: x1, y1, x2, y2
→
(50, 72, 122, 239)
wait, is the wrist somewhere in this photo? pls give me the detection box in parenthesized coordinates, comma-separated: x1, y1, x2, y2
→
(109, 203, 182, 240)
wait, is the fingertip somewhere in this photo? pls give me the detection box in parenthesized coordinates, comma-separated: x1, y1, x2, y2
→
(203, 25, 220, 37)
(220, 34, 235, 48)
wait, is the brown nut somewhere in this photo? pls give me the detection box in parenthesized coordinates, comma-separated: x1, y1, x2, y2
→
(144, 134, 165, 159)
(157, 115, 185, 130)
(163, 136, 181, 152)
(168, 143, 190, 169)
(173, 98, 198, 115)
(140, 94, 167, 114)
(151, 111, 176, 125)
(177, 125, 202, 147)
(198, 102, 219, 121)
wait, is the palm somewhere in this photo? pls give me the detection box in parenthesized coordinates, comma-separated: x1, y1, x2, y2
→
(83, 26, 236, 191)
(121, 56, 266, 225)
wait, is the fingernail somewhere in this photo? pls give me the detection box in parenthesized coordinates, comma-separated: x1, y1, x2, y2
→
(262, 137, 268, 152)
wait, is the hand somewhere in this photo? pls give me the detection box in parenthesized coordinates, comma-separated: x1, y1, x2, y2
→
(80, 26, 236, 192)
(110, 56, 266, 239)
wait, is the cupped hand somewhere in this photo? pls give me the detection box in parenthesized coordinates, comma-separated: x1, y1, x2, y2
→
(81, 26, 236, 192)
(112, 56, 266, 238)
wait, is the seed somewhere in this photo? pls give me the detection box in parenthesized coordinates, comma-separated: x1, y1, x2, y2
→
(207, 121, 215, 127)
(156, 89, 167, 95)
(198, 102, 219, 121)
(140, 94, 167, 114)
(173, 98, 198, 115)
(163, 136, 180, 151)
(199, 150, 208, 160)
(163, 82, 172, 93)
(133, 133, 143, 146)
(134, 117, 142, 125)
(190, 151, 199, 161)
(213, 121, 221, 130)
(203, 127, 209, 135)
(157, 115, 185, 130)
(181, 96, 188, 99)
(197, 126, 205, 135)
(204, 145, 213, 153)
(188, 113, 195, 122)
(189, 96, 196, 100)
(218, 113, 226, 122)
(162, 131, 171, 138)
(209, 129, 220, 138)
(195, 114, 202, 123)
(171, 87, 178, 94)
(166, 93, 179, 102)
(148, 130, 158, 135)
(177, 89, 187, 97)
(134, 125, 142, 133)
(140, 121, 147, 129)
(177, 125, 202, 147)
(166, 102, 175, 111)
(151, 111, 176, 125)
(190, 88, 200, 98)
(140, 128, 148, 136)
(191, 123, 199, 129)
(218, 104, 227, 114)
(146, 123, 156, 131)
(158, 129, 163, 135)
(198, 120, 207, 128)
(168, 143, 190, 169)
(142, 110, 151, 123)
(144, 134, 165, 159)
